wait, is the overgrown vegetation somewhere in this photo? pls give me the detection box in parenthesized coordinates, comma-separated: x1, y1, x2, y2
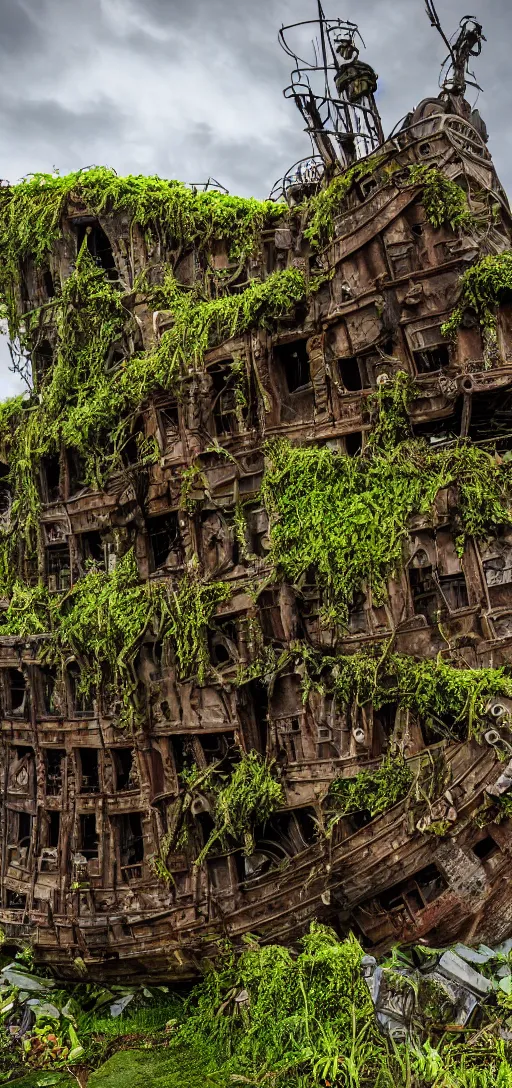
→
(262, 377, 511, 622)
(150, 750, 284, 878)
(195, 750, 284, 863)
(303, 154, 387, 247)
(0, 553, 230, 713)
(0, 166, 286, 309)
(442, 250, 512, 337)
(0, 251, 309, 555)
(408, 164, 475, 232)
(328, 752, 414, 818)
(298, 645, 512, 740)
(3, 926, 512, 1087)
(304, 160, 476, 249)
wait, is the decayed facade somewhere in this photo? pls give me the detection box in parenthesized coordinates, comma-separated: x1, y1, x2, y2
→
(2, 8, 512, 981)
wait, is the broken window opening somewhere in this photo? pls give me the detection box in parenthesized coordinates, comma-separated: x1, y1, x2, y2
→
(78, 748, 100, 793)
(149, 748, 165, 797)
(18, 811, 32, 848)
(238, 680, 268, 756)
(291, 807, 318, 847)
(158, 403, 180, 451)
(123, 418, 146, 467)
(43, 269, 55, 299)
(46, 544, 71, 593)
(413, 345, 450, 374)
(68, 449, 86, 496)
(148, 512, 183, 572)
(408, 555, 439, 623)
(413, 413, 458, 448)
(338, 356, 369, 392)
(112, 748, 137, 792)
(79, 530, 105, 570)
(211, 363, 239, 436)
(41, 667, 59, 716)
(378, 863, 448, 915)
(8, 669, 27, 717)
(348, 591, 368, 635)
(171, 735, 197, 777)
(345, 431, 363, 457)
(198, 732, 235, 767)
(472, 834, 499, 861)
(438, 573, 469, 612)
(8, 747, 34, 796)
(67, 663, 94, 716)
(118, 812, 144, 878)
(45, 749, 66, 796)
(263, 809, 315, 857)
(467, 389, 512, 451)
(275, 339, 311, 394)
(47, 811, 60, 849)
(209, 619, 239, 668)
(79, 813, 99, 858)
(6, 890, 27, 909)
(41, 455, 62, 504)
(373, 703, 398, 737)
(74, 219, 117, 279)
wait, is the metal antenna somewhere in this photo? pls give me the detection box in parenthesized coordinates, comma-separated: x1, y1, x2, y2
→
(424, 0, 456, 63)
(425, 0, 486, 95)
(317, 0, 332, 99)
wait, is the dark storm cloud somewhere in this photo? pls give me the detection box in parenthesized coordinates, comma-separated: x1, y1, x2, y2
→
(0, 0, 40, 56)
(0, 93, 128, 150)
(1, 0, 512, 395)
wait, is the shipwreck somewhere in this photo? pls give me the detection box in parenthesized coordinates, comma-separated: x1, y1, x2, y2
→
(0, 1, 512, 982)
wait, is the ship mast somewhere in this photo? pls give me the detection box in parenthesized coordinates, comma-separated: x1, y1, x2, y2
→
(279, 5, 384, 176)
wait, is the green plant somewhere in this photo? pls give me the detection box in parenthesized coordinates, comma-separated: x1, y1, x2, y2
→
(179, 923, 379, 1086)
(303, 160, 474, 250)
(303, 154, 387, 247)
(0, 166, 286, 318)
(298, 644, 512, 740)
(161, 575, 230, 684)
(408, 164, 475, 232)
(442, 250, 512, 337)
(195, 750, 284, 863)
(261, 375, 511, 622)
(328, 752, 414, 819)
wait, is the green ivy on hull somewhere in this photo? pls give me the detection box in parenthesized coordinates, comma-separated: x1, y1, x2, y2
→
(442, 250, 512, 337)
(262, 394, 511, 623)
(0, 166, 286, 310)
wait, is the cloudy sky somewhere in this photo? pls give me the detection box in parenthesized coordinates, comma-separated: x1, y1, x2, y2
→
(1, 0, 511, 399)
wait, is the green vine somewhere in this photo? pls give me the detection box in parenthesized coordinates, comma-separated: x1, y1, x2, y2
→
(328, 752, 413, 819)
(262, 375, 511, 622)
(195, 751, 284, 863)
(0, 553, 230, 714)
(442, 251, 512, 337)
(0, 166, 286, 315)
(408, 164, 475, 232)
(160, 574, 230, 684)
(303, 160, 474, 250)
(303, 154, 387, 248)
(0, 253, 308, 578)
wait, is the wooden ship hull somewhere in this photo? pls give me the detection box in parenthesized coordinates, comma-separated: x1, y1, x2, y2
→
(1, 7, 512, 981)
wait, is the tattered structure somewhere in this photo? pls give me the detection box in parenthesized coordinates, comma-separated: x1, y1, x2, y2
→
(1, 5, 512, 981)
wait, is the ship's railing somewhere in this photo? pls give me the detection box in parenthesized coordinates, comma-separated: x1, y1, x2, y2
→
(389, 111, 492, 166)
(271, 108, 503, 210)
(269, 155, 326, 205)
